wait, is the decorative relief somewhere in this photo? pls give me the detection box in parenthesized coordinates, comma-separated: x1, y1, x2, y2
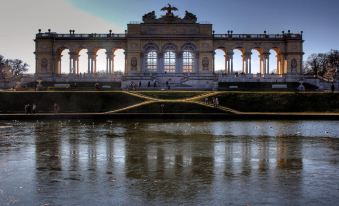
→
(41, 58, 48, 72)
(202, 57, 209, 70)
(291, 58, 297, 72)
(131, 57, 137, 70)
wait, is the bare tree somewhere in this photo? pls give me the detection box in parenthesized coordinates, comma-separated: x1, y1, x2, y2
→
(305, 50, 339, 76)
(8, 59, 29, 78)
(0, 55, 6, 80)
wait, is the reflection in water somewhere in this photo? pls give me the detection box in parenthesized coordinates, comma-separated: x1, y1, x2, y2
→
(0, 120, 338, 205)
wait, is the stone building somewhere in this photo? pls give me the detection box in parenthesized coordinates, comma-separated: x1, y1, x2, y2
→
(34, 4, 304, 89)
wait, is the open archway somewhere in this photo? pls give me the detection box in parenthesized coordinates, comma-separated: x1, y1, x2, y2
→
(78, 49, 88, 74)
(232, 48, 243, 74)
(60, 49, 70, 74)
(269, 49, 279, 75)
(114, 49, 126, 74)
(251, 49, 261, 75)
(96, 49, 107, 74)
(214, 49, 226, 73)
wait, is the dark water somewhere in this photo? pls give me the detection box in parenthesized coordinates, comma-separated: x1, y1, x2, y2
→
(0, 120, 339, 206)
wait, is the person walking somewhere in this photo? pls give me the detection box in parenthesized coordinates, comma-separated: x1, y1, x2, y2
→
(24, 104, 29, 114)
(215, 97, 219, 107)
(32, 104, 36, 114)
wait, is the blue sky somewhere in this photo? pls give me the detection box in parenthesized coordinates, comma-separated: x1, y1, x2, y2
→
(67, 0, 339, 54)
(0, 0, 338, 73)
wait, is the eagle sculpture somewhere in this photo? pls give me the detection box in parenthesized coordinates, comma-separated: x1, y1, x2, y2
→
(161, 4, 178, 16)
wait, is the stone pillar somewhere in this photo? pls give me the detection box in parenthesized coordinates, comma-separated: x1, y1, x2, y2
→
(56, 55, 62, 74)
(195, 52, 199, 73)
(106, 52, 115, 74)
(266, 53, 270, 74)
(242, 55, 245, 73)
(176, 51, 183, 73)
(226, 51, 234, 74)
(224, 55, 229, 74)
(69, 52, 79, 74)
(87, 52, 97, 74)
(231, 56, 234, 74)
(276, 55, 280, 74)
(249, 57, 252, 74)
(245, 51, 252, 74)
(158, 52, 164, 74)
(260, 53, 269, 75)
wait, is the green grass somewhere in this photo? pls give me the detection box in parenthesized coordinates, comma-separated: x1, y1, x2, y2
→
(122, 102, 225, 113)
(218, 82, 318, 91)
(136, 91, 208, 99)
(211, 92, 339, 112)
(1, 91, 338, 114)
(0, 91, 144, 113)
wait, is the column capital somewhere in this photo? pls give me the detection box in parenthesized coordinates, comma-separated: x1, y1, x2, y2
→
(87, 52, 97, 58)
(226, 51, 234, 56)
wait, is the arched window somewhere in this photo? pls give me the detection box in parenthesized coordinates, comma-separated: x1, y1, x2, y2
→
(183, 50, 194, 73)
(164, 50, 176, 73)
(146, 50, 157, 72)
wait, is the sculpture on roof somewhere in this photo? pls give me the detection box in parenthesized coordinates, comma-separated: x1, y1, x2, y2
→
(142, 4, 197, 23)
(184, 10, 197, 23)
(142, 11, 156, 22)
(161, 4, 178, 16)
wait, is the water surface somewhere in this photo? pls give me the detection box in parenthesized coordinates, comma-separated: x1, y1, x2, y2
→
(0, 120, 338, 205)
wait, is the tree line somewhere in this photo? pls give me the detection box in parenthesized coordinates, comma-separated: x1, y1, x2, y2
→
(304, 49, 339, 76)
(0, 54, 29, 80)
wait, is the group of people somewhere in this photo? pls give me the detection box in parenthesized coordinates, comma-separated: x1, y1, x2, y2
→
(24, 103, 60, 114)
(129, 81, 159, 90)
(24, 104, 36, 114)
(204, 96, 220, 107)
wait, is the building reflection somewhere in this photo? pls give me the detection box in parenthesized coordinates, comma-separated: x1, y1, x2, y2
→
(35, 122, 62, 172)
(33, 121, 304, 201)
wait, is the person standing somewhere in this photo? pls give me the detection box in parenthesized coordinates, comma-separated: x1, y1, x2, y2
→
(331, 83, 335, 93)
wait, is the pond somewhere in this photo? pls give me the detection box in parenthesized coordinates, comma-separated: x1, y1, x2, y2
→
(0, 120, 338, 205)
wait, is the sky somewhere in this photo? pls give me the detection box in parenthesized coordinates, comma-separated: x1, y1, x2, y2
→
(0, 0, 338, 73)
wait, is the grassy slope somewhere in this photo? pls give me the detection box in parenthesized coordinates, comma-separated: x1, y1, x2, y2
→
(123, 102, 224, 113)
(0, 92, 144, 113)
(137, 91, 207, 99)
(0, 91, 338, 114)
(214, 92, 339, 112)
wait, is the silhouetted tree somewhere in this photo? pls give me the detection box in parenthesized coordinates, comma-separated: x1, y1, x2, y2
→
(0, 55, 7, 80)
(304, 50, 339, 76)
(8, 59, 29, 77)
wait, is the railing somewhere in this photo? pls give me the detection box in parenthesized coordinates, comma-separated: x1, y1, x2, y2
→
(36, 33, 126, 39)
(213, 33, 302, 40)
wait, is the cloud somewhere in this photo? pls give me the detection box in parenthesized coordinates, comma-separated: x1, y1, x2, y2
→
(0, 0, 122, 73)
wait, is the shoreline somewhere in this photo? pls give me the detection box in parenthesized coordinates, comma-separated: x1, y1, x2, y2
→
(1, 112, 339, 120)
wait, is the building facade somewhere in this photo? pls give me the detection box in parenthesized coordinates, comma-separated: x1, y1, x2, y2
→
(34, 5, 304, 88)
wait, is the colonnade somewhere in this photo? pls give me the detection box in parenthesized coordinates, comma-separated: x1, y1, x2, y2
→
(222, 50, 286, 75)
(56, 50, 117, 74)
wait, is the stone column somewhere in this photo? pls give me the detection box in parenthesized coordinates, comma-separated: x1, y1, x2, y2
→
(227, 51, 234, 74)
(276, 55, 280, 74)
(176, 51, 183, 73)
(87, 52, 97, 74)
(242, 54, 245, 73)
(260, 53, 269, 75)
(69, 52, 79, 74)
(266, 52, 270, 74)
(245, 51, 252, 74)
(106, 52, 115, 74)
(224, 54, 229, 74)
(158, 52, 164, 74)
(56, 55, 62, 74)
(195, 52, 199, 73)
